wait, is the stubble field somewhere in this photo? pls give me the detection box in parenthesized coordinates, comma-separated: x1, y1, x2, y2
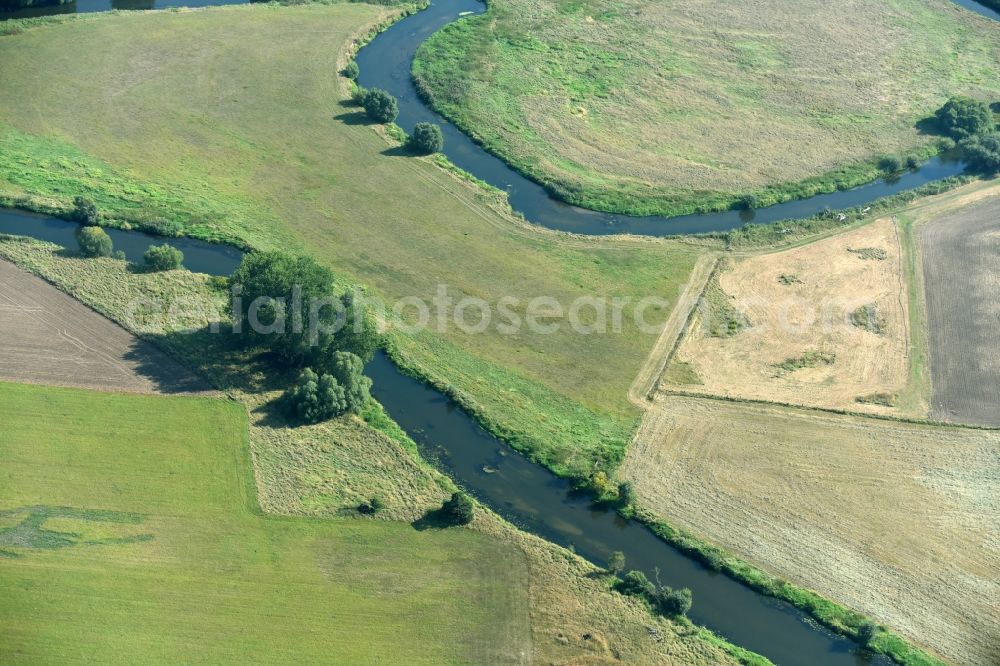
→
(921, 195, 1000, 426)
(622, 394, 1000, 666)
(666, 217, 911, 414)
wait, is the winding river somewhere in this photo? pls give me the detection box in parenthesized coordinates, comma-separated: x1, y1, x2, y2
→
(2, 0, 998, 663)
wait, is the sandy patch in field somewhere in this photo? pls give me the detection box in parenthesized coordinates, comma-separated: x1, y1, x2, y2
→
(622, 395, 1000, 665)
(669, 218, 910, 414)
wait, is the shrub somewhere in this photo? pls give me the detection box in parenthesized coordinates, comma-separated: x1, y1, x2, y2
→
(407, 122, 444, 154)
(440, 491, 475, 525)
(75, 226, 113, 258)
(857, 621, 877, 647)
(143, 243, 184, 272)
(358, 496, 384, 515)
(617, 481, 636, 507)
(737, 193, 762, 210)
(934, 96, 994, 139)
(653, 587, 693, 617)
(615, 570, 655, 597)
(606, 550, 626, 575)
(140, 217, 184, 237)
(282, 368, 348, 424)
(342, 60, 359, 80)
(961, 132, 1000, 173)
(72, 196, 99, 225)
(904, 154, 921, 170)
(362, 88, 398, 124)
(325, 350, 372, 414)
(878, 156, 902, 173)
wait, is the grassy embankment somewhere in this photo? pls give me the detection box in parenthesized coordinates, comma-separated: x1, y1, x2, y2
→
(0, 381, 531, 664)
(413, 0, 1000, 216)
(0, 4, 708, 479)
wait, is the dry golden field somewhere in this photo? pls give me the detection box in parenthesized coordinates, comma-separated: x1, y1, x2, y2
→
(622, 394, 1000, 666)
(666, 218, 911, 414)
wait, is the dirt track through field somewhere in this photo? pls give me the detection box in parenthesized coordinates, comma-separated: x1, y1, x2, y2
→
(623, 395, 1000, 666)
(0, 259, 208, 394)
(921, 196, 1000, 426)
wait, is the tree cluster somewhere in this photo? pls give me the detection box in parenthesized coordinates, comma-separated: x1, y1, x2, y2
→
(610, 556, 693, 619)
(230, 251, 380, 425)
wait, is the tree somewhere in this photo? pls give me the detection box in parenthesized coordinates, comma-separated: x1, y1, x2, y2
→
(606, 550, 626, 576)
(282, 368, 348, 424)
(326, 350, 372, 414)
(935, 97, 995, 139)
(75, 226, 113, 258)
(857, 621, 878, 647)
(342, 60, 359, 80)
(72, 196, 99, 226)
(143, 243, 184, 272)
(362, 88, 398, 124)
(441, 491, 475, 525)
(230, 251, 378, 366)
(961, 132, 1000, 173)
(653, 587, 692, 617)
(615, 570, 655, 597)
(617, 481, 636, 507)
(407, 122, 444, 154)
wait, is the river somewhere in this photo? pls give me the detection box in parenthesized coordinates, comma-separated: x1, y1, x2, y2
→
(2, 0, 996, 663)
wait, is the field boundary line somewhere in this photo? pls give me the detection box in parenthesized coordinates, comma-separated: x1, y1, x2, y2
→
(628, 253, 719, 406)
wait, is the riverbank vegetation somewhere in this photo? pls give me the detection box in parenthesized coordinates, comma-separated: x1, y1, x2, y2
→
(412, 0, 1000, 216)
(0, 3, 708, 478)
(0, 236, 749, 665)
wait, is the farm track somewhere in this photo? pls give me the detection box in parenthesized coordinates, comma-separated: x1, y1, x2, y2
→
(0, 258, 209, 394)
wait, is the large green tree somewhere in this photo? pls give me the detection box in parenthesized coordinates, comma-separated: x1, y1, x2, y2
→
(230, 251, 379, 366)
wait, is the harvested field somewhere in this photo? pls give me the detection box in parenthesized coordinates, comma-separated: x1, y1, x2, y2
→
(622, 395, 1000, 666)
(667, 218, 910, 414)
(921, 195, 1000, 426)
(0, 258, 207, 394)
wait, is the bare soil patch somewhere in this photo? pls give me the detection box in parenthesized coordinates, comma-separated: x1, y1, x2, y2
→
(667, 218, 910, 414)
(0, 258, 207, 394)
(622, 395, 1000, 666)
(921, 196, 1000, 426)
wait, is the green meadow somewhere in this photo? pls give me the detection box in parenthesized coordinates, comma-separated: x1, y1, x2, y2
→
(0, 381, 530, 664)
(413, 0, 1000, 216)
(0, 4, 707, 477)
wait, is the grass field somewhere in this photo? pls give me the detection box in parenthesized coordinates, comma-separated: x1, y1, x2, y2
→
(413, 0, 1000, 216)
(666, 218, 912, 414)
(0, 4, 709, 477)
(0, 381, 535, 664)
(0, 236, 745, 665)
(623, 394, 1000, 666)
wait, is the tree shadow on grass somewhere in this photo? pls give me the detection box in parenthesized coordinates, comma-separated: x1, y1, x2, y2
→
(133, 326, 292, 395)
(380, 145, 411, 158)
(335, 111, 370, 126)
(411, 506, 455, 531)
